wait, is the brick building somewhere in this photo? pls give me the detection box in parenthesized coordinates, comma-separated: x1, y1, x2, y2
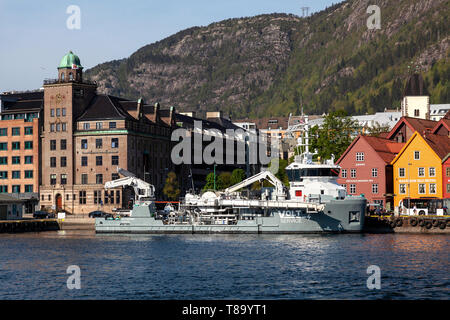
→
(0, 90, 42, 213)
(38, 51, 174, 215)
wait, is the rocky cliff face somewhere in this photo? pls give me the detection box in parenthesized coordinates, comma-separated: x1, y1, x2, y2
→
(86, 0, 449, 118)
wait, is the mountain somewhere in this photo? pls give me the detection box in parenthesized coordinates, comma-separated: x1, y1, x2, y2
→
(85, 0, 450, 118)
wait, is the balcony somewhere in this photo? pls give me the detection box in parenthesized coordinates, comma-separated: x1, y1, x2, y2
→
(43, 78, 97, 86)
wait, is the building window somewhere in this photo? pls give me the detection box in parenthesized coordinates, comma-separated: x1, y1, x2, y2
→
(83, 123, 90, 130)
(25, 141, 33, 149)
(50, 109, 55, 117)
(61, 174, 67, 185)
(116, 190, 120, 204)
(414, 151, 420, 160)
(447, 184, 450, 193)
(94, 190, 102, 204)
(399, 184, 406, 194)
(66, 194, 70, 201)
(25, 156, 33, 164)
(0, 157, 7, 165)
(447, 167, 450, 177)
(96, 156, 103, 166)
(50, 157, 56, 167)
(372, 184, 378, 194)
(56, 123, 61, 132)
(79, 191, 86, 204)
(81, 156, 88, 166)
(81, 139, 88, 149)
(399, 168, 405, 177)
(111, 138, 119, 148)
(61, 156, 67, 167)
(112, 173, 119, 180)
(0, 185, 7, 193)
(109, 122, 116, 129)
(56, 108, 60, 117)
(62, 123, 67, 132)
(418, 183, 426, 194)
(96, 139, 102, 149)
(50, 140, 56, 150)
(341, 184, 346, 191)
(96, 122, 103, 130)
(0, 171, 8, 179)
(62, 108, 66, 116)
(12, 171, 20, 179)
(350, 169, 356, 178)
(96, 174, 103, 184)
(50, 123, 55, 132)
(12, 142, 20, 150)
(0, 143, 7, 150)
(12, 185, 20, 193)
(50, 174, 56, 185)
(418, 167, 425, 177)
(24, 170, 33, 178)
(48, 195, 51, 201)
(0, 128, 7, 136)
(429, 167, 435, 177)
(81, 174, 88, 185)
(25, 185, 33, 193)
(414, 109, 420, 117)
(104, 191, 109, 204)
(356, 152, 364, 161)
(12, 127, 20, 136)
(12, 156, 20, 165)
(61, 139, 67, 150)
(349, 184, 356, 194)
(429, 183, 436, 194)
(372, 168, 378, 177)
(341, 169, 347, 178)
(111, 155, 119, 166)
(25, 127, 33, 135)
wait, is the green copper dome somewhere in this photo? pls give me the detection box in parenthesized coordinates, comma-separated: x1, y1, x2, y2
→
(58, 51, 83, 69)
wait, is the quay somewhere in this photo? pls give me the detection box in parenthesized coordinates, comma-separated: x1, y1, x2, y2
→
(0, 218, 61, 233)
(364, 215, 450, 234)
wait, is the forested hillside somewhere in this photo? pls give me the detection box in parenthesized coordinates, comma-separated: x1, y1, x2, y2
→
(85, 0, 449, 118)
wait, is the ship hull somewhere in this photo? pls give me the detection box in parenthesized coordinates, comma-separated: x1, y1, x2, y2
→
(95, 197, 366, 234)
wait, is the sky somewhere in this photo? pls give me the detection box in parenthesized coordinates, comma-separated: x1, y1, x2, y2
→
(0, 0, 338, 92)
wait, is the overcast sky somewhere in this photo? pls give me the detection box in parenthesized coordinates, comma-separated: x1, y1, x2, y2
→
(0, 0, 338, 92)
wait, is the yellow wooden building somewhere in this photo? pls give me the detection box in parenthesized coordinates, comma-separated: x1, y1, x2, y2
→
(391, 131, 450, 209)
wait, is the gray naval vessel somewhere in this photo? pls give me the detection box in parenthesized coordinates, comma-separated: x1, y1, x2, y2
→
(95, 146, 366, 234)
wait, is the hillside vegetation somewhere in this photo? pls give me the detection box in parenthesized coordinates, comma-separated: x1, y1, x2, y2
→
(85, 0, 450, 118)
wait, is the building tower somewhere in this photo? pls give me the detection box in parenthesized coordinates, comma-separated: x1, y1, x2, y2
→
(40, 51, 97, 212)
(401, 73, 430, 120)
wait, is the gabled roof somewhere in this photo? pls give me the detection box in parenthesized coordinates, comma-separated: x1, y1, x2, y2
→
(432, 118, 450, 134)
(386, 116, 437, 140)
(77, 95, 135, 121)
(391, 132, 450, 165)
(336, 134, 404, 165)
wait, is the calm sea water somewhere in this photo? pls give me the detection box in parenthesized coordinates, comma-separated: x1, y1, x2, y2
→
(0, 231, 448, 299)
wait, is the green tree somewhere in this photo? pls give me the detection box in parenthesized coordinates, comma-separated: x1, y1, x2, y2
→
(310, 110, 360, 161)
(217, 172, 232, 190)
(230, 168, 246, 185)
(267, 158, 289, 187)
(162, 172, 180, 200)
(366, 122, 390, 137)
(202, 173, 216, 191)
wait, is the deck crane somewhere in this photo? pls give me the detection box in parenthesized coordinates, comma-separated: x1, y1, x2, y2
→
(224, 170, 286, 200)
(104, 168, 155, 203)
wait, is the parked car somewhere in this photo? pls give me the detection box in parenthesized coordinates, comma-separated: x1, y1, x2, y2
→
(88, 211, 106, 218)
(33, 211, 50, 219)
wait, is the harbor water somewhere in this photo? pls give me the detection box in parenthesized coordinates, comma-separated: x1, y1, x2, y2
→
(0, 231, 448, 299)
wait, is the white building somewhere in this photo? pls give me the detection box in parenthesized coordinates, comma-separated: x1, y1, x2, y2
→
(0, 194, 24, 220)
(430, 104, 450, 121)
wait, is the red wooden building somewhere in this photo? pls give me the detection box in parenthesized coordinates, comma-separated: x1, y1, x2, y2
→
(336, 135, 404, 210)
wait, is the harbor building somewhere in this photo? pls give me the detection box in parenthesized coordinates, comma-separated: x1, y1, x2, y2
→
(390, 131, 450, 209)
(0, 194, 25, 220)
(0, 91, 42, 213)
(38, 51, 174, 215)
(386, 116, 437, 143)
(336, 135, 404, 210)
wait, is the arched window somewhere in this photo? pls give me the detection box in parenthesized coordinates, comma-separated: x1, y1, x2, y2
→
(61, 73, 65, 81)
(69, 73, 73, 81)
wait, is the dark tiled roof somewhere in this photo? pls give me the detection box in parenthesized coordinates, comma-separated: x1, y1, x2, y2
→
(362, 136, 404, 163)
(1, 91, 44, 112)
(77, 95, 135, 121)
(423, 133, 450, 160)
(175, 113, 227, 132)
(387, 116, 437, 139)
(403, 73, 428, 96)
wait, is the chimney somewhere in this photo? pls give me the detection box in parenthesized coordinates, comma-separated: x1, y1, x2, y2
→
(154, 102, 160, 122)
(206, 111, 223, 119)
(137, 98, 143, 119)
